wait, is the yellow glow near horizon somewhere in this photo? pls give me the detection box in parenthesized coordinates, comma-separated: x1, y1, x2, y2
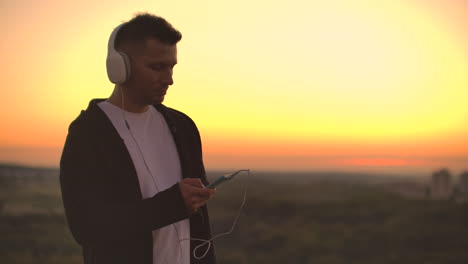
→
(1, 0, 467, 172)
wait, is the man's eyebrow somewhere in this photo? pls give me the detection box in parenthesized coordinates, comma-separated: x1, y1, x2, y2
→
(146, 58, 177, 64)
(148, 62, 177, 65)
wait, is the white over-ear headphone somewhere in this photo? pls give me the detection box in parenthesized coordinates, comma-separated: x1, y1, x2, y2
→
(106, 23, 131, 84)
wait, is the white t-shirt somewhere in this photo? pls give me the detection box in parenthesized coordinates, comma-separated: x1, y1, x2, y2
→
(98, 101, 190, 264)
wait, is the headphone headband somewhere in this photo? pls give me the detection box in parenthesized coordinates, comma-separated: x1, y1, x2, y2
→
(107, 23, 125, 53)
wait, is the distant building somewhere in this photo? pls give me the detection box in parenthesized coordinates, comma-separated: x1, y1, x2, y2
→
(458, 171, 468, 202)
(431, 169, 452, 199)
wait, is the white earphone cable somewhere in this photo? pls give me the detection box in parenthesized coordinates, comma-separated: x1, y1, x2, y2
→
(119, 86, 249, 263)
(178, 169, 249, 260)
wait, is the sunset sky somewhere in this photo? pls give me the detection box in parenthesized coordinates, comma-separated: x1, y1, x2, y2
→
(1, 0, 467, 175)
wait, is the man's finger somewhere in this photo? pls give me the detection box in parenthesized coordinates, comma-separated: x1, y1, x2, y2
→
(186, 185, 212, 197)
(182, 178, 204, 187)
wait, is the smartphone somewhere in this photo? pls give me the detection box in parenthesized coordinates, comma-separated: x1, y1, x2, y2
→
(205, 170, 249, 189)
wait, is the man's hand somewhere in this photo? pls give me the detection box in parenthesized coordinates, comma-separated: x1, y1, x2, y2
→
(179, 178, 216, 214)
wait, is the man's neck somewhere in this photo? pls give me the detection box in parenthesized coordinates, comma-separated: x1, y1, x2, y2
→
(107, 86, 149, 113)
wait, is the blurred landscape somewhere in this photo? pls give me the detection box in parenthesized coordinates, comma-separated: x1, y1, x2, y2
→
(1, 163, 467, 264)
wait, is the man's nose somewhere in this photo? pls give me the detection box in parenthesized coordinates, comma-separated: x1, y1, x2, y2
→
(162, 70, 174, 86)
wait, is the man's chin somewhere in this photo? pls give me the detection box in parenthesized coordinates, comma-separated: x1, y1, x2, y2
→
(152, 95, 165, 104)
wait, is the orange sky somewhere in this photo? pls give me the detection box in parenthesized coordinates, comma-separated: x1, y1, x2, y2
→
(1, 0, 467, 175)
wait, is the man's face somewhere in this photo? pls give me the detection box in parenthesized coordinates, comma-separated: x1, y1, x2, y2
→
(126, 38, 177, 105)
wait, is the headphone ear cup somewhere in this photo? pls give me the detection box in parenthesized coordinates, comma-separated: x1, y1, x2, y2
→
(119, 51, 131, 82)
(106, 51, 129, 84)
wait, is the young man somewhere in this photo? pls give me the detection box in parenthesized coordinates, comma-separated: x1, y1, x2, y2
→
(60, 13, 217, 264)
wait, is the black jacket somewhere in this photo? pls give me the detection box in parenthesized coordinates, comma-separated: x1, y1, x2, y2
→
(60, 99, 216, 264)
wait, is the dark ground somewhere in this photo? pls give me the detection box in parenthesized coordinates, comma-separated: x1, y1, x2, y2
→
(1, 165, 467, 264)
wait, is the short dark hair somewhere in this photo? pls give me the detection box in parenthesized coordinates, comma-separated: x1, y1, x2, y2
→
(115, 13, 182, 49)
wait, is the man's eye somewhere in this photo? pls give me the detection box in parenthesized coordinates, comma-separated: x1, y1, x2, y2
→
(150, 64, 164, 71)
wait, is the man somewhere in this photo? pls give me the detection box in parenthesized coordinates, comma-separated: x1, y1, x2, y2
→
(60, 13, 217, 264)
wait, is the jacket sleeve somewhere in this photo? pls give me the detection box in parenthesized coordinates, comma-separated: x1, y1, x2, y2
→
(169, 108, 209, 184)
(59, 119, 190, 247)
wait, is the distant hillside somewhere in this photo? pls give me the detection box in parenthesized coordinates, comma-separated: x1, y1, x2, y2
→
(0, 163, 429, 185)
(0, 163, 59, 179)
(207, 170, 428, 186)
